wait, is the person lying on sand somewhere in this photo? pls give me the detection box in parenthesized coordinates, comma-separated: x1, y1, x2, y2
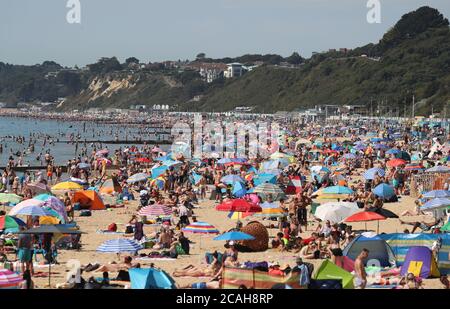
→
(399, 218, 442, 233)
(93, 256, 138, 273)
(172, 252, 221, 277)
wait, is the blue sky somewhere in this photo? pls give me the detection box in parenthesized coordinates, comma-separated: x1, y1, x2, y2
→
(0, 0, 449, 66)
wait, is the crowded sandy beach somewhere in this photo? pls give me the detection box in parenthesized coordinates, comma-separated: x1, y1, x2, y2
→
(0, 113, 449, 290)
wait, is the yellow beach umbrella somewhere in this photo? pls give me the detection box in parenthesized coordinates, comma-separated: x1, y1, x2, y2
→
(51, 181, 83, 191)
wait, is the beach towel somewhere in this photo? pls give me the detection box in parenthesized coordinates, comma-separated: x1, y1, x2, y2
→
(96, 230, 126, 235)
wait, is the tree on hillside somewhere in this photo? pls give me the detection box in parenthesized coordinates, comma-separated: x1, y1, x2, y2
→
(88, 57, 123, 74)
(126, 57, 140, 65)
(196, 53, 206, 60)
(285, 52, 304, 65)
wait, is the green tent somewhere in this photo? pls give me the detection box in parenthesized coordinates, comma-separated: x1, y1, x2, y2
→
(442, 221, 450, 232)
(313, 260, 354, 289)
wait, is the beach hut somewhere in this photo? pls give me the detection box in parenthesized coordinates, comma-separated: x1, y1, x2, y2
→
(343, 234, 396, 267)
(400, 246, 440, 278)
(72, 190, 105, 210)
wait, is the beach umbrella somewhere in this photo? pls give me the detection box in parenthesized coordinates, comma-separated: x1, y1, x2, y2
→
(395, 151, 411, 161)
(213, 231, 255, 241)
(0, 193, 22, 205)
(0, 269, 23, 288)
(182, 222, 219, 234)
(127, 173, 150, 184)
(96, 149, 109, 157)
(373, 183, 395, 199)
(314, 202, 360, 223)
(343, 153, 356, 160)
(77, 163, 91, 170)
(386, 149, 401, 155)
(404, 164, 425, 171)
(26, 182, 51, 195)
(151, 147, 163, 153)
(227, 211, 252, 220)
(232, 181, 247, 198)
(344, 211, 386, 233)
(42, 196, 68, 223)
(34, 193, 54, 201)
(310, 166, 331, 174)
(17, 224, 82, 234)
(151, 165, 169, 179)
(363, 167, 385, 180)
(253, 201, 285, 218)
(216, 199, 262, 212)
(97, 239, 143, 253)
(253, 173, 277, 186)
(136, 157, 152, 163)
(422, 190, 450, 199)
(9, 205, 48, 217)
(421, 198, 450, 211)
(51, 181, 83, 191)
(221, 174, 245, 184)
(426, 165, 450, 173)
(217, 158, 233, 164)
(322, 186, 354, 195)
(138, 204, 172, 217)
(386, 158, 407, 167)
(373, 144, 389, 150)
(0, 215, 26, 231)
(253, 183, 285, 195)
(150, 177, 165, 189)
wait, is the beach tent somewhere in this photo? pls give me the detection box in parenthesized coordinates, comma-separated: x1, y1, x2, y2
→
(73, 190, 105, 210)
(400, 246, 440, 278)
(99, 179, 122, 195)
(343, 234, 396, 267)
(313, 260, 354, 289)
(378, 233, 450, 275)
(129, 268, 177, 289)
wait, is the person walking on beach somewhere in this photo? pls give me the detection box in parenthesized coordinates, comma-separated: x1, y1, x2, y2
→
(354, 248, 369, 289)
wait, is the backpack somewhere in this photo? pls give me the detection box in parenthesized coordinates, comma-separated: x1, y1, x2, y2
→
(108, 223, 117, 232)
(80, 210, 92, 217)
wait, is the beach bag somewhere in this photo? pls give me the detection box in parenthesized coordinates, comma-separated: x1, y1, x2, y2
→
(80, 210, 92, 217)
(308, 279, 342, 289)
(125, 225, 134, 234)
(205, 252, 223, 264)
(243, 261, 268, 272)
(107, 223, 117, 232)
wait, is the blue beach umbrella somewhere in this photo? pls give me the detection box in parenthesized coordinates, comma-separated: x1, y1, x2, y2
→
(221, 174, 245, 184)
(373, 183, 395, 199)
(213, 231, 255, 241)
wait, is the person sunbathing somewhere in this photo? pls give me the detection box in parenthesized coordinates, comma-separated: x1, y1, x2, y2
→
(299, 242, 321, 259)
(94, 256, 136, 273)
(172, 253, 221, 277)
(399, 218, 441, 233)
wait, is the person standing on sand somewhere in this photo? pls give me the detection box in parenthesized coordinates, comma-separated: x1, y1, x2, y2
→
(354, 248, 369, 289)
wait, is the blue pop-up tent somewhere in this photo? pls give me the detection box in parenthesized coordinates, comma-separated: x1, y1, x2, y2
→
(129, 268, 177, 289)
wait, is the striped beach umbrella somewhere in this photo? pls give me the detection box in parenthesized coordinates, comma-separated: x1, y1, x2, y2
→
(182, 222, 219, 234)
(422, 190, 450, 199)
(421, 198, 450, 211)
(363, 167, 385, 180)
(0, 193, 22, 205)
(227, 211, 252, 220)
(253, 183, 284, 195)
(127, 173, 150, 184)
(150, 177, 165, 189)
(426, 165, 450, 173)
(97, 239, 143, 253)
(253, 201, 285, 218)
(138, 204, 172, 217)
(0, 215, 26, 231)
(0, 269, 23, 288)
